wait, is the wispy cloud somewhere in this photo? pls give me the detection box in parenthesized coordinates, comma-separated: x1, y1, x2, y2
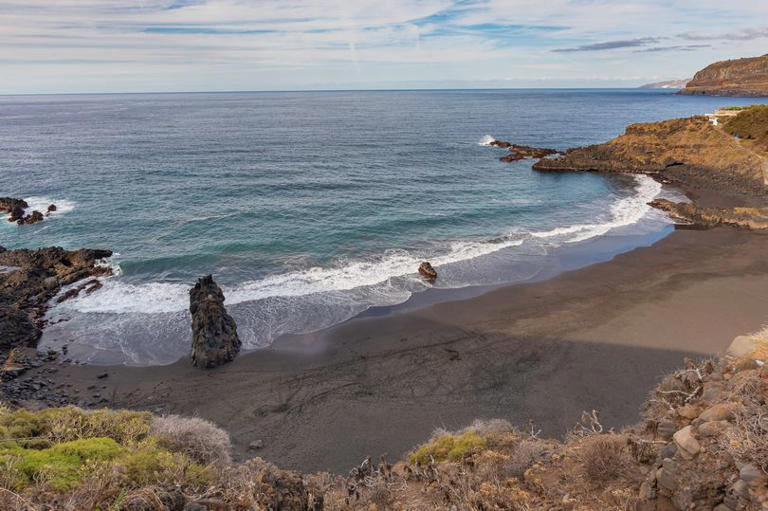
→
(552, 37, 661, 53)
(634, 44, 711, 53)
(1, 0, 768, 93)
(679, 26, 768, 41)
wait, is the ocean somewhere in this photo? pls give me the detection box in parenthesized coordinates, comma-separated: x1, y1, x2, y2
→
(0, 89, 759, 365)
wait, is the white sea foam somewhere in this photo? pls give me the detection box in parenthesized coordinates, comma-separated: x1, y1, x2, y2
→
(55, 175, 663, 318)
(531, 175, 661, 243)
(22, 196, 76, 218)
(478, 134, 496, 146)
(57, 236, 527, 315)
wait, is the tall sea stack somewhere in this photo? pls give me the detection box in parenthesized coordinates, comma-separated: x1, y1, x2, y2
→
(189, 275, 241, 368)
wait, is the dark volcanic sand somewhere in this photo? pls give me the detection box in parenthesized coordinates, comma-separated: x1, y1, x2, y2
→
(19, 227, 768, 474)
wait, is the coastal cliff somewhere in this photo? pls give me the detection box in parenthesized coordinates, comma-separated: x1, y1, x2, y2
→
(533, 115, 768, 198)
(680, 55, 768, 97)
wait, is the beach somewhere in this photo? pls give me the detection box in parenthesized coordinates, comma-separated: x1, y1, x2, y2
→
(29, 226, 768, 474)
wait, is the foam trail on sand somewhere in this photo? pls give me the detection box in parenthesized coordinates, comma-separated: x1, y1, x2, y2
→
(531, 175, 661, 243)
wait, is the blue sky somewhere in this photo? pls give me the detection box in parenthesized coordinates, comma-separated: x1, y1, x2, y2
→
(1, 0, 767, 94)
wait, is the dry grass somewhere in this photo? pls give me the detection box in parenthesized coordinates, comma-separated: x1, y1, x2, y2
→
(150, 414, 232, 466)
(577, 434, 632, 484)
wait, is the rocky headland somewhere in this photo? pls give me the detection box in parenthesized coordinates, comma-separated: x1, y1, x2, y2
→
(681, 54, 768, 97)
(526, 105, 768, 229)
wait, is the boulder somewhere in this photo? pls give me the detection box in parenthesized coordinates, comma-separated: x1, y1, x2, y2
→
(672, 425, 701, 458)
(189, 275, 241, 368)
(699, 403, 733, 422)
(418, 262, 437, 280)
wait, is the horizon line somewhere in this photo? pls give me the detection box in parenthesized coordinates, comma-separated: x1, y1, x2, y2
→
(0, 86, 677, 97)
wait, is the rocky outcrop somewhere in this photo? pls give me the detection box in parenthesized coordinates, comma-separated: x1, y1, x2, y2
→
(418, 262, 437, 280)
(680, 54, 768, 97)
(189, 275, 241, 368)
(16, 210, 44, 225)
(0, 197, 28, 223)
(0, 197, 58, 225)
(532, 116, 768, 197)
(490, 140, 559, 162)
(0, 247, 113, 358)
(649, 199, 768, 229)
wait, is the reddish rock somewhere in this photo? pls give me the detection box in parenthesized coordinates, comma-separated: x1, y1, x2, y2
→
(418, 262, 437, 280)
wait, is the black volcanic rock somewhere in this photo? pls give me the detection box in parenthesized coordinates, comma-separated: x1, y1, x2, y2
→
(17, 210, 44, 225)
(189, 275, 241, 368)
(0, 246, 113, 358)
(0, 197, 29, 222)
(489, 141, 559, 162)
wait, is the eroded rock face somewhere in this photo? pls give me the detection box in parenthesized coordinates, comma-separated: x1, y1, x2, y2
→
(680, 54, 768, 97)
(0, 247, 113, 357)
(189, 275, 241, 368)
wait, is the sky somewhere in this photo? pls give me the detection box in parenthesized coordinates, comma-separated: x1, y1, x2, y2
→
(1, 0, 768, 94)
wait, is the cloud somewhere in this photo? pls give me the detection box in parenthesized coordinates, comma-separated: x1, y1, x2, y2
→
(1, 0, 768, 93)
(634, 44, 711, 53)
(678, 27, 768, 41)
(552, 37, 661, 53)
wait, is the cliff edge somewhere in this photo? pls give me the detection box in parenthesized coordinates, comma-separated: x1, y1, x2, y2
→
(680, 54, 768, 97)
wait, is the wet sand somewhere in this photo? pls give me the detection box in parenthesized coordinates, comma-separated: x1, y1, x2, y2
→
(44, 227, 768, 473)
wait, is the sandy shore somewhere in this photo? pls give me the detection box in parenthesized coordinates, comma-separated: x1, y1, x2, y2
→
(34, 227, 768, 473)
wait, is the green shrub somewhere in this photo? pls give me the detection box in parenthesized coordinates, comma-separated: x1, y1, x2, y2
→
(410, 432, 487, 465)
(1, 438, 121, 490)
(120, 446, 214, 488)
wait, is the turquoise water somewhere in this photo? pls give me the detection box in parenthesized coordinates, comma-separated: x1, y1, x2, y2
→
(0, 89, 759, 364)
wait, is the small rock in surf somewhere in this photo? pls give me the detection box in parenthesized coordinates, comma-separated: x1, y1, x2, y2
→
(419, 262, 438, 280)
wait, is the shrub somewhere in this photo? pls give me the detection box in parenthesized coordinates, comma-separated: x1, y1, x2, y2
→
(504, 439, 549, 477)
(119, 445, 214, 488)
(0, 406, 151, 446)
(577, 435, 630, 484)
(410, 432, 486, 465)
(150, 414, 232, 465)
(1, 437, 122, 490)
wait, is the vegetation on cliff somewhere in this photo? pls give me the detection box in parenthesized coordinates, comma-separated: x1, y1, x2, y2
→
(3, 336, 768, 510)
(681, 54, 768, 97)
(723, 104, 768, 153)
